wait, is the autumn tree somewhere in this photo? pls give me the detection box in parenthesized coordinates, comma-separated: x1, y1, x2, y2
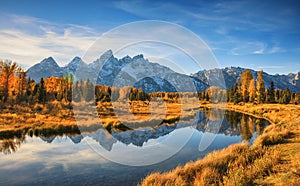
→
(45, 76, 59, 101)
(118, 86, 132, 101)
(265, 89, 270, 103)
(249, 79, 256, 102)
(14, 68, 28, 103)
(279, 87, 291, 104)
(26, 78, 36, 104)
(240, 69, 253, 102)
(0, 61, 18, 102)
(255, 70, 265, 103)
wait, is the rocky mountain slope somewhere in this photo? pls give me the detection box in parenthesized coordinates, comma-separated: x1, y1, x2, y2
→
(191, 66, 300, 92)
(27, 50, 300, 92)
(27, 50, 208, 92)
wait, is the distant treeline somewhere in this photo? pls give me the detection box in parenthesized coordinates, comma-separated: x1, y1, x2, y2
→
(224, 70, 300, 104)
(0, 60, 152, 105)
(0, 61, 299, 105)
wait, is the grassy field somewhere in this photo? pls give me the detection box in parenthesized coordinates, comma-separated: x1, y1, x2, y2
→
(0, 102, 76, 132)
(0, 100, 198, 133)
(141, 103, 300, 186)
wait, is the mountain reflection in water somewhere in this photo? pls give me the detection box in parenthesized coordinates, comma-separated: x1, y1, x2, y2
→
(0, 110, 268, 155)
(0, 110, 269, 186)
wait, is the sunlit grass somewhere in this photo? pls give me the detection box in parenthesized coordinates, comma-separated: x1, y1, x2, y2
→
(141, 103, 300, 186)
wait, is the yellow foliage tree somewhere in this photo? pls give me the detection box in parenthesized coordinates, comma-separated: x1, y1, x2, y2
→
(0, 61, 18, 102)
(240, 69, 253, 102)
(249, 79, 256, 102)
(256, 70, 265, 103)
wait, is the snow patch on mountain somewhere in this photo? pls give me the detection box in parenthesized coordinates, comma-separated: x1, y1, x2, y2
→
(27, 51, 300, 92)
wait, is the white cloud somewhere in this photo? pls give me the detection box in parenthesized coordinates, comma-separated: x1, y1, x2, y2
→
(0, 13, 98, 67)
(268, 46, 285, 54)
(0, 13, 220, 74)
(253, 47, 265, 54)
(256, 65, 286, 69)
(230, 41, 266, 55)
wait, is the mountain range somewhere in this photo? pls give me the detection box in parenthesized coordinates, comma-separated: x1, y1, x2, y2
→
(26, 50, 300, 92)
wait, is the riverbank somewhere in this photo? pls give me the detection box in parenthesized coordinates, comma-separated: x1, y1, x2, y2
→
(0, 100, 195, 133)
(141, 103, 300, 185)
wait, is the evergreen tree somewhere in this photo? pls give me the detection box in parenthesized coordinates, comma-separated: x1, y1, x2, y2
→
(84, 79, 94, 102)
(202, 92, 206, 101)
(233, 90, 242, 104)
(198, 92, 203, 100)
(36, 78, 46, 104)
(64, 73, 73, 103)
(269, 81, 275, 103)
(73, 81, 81, 102)
(280, 87, 291, 104)
(275, 89, 280, 103)
(205, 92, 210, 101)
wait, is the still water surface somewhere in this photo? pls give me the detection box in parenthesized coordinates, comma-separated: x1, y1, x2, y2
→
(0, 110, 268, 185)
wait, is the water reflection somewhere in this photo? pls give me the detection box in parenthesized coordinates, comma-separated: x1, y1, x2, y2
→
(0, 138, 22, 155)
(0, 110, 268, 155)
(0, 110, 269, 185)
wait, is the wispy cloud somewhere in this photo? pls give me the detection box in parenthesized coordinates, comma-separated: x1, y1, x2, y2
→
(253, 48, 265, 55)
(229, 41, 287, 56)
(256, 65, 287, 70)
(112, 0, 184, 21)
(230, 42, 266, 55)
(83, 20, 220, 73)
(112, 0, 298, 58)
(268, 46, 286, 54)
(0, 13, 98, 66)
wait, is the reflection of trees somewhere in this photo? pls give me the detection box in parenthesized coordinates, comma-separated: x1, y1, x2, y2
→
(240, 115, 252, 141)
(256, 119, 265, 135)
(0, 111, 269, 154)
(0, 137, 24, 155)
(204, 108, 224, 121)
(224, 111, 268, 141)
(248, 117, 255, 134)
(225, 111, 242, 130)
(0, 126, 81, 155)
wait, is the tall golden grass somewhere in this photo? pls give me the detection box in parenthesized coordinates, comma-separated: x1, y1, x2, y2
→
(141, 103, 300, 186)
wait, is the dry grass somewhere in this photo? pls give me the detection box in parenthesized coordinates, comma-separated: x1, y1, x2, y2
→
(141, 103, 300, 186)
(0, 100, 199, 132)
(0, 102, 76, 132)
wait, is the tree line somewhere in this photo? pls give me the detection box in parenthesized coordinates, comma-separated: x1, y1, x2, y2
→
(1, 60, 299, 105)
(0, 61, 152, 105)
(198, 69, 300, 104)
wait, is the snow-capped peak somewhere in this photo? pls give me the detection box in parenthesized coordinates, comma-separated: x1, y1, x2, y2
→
(99, 49, 113, 62)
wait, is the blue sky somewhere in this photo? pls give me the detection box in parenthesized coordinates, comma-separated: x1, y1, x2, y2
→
(0, 0, 299, 74)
